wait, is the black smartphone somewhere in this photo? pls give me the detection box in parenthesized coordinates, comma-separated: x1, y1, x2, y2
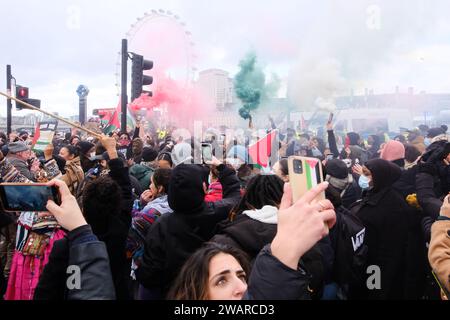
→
(201, 143, 213, 163)
(0, 183, 61, 212)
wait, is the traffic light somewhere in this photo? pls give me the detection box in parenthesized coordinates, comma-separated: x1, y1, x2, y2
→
(131, 53, 153, 101)
(15, 85, 40, 110)
(16, 85, 29, 100)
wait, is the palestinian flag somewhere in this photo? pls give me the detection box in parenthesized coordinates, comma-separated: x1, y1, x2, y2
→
(248, 130, 278, 168)
(304, 158, 320, 190)
(103, 98, 135, 134)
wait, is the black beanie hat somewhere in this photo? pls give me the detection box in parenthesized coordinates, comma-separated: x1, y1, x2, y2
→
(77, 141, 95, 155)
(325, 159, 349, 179)
(168, 164, 209, 214)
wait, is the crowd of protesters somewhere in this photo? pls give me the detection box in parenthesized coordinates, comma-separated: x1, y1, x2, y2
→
(0, 117, 450, 300)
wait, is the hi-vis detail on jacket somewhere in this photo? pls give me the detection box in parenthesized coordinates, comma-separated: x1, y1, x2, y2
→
(352, 228, 366, 252)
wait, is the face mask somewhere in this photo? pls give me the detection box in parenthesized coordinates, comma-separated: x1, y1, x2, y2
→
(358, 175, 371, 190)
(424, 138, 431, 147)
(119, 139, 129, 146)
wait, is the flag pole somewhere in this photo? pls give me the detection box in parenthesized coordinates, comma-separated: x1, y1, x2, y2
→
(0, 91, 102, 138)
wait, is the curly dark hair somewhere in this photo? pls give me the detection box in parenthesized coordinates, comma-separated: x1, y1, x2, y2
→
(230, 174, 284, 220)
(167, 242, 251, 300)
(82, 176, 122, 235)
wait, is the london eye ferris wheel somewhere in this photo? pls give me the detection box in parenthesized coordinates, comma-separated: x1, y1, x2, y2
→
(114, 9, 198, 100)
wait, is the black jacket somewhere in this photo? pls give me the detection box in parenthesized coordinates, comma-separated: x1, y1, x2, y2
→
(393, 166, 418, 199)
(135, 163, 241, 296)
(107, 158, 133, 228)
(35, 225, 115, 300)
(244, 245, 311, 300)
(211, 214, 325, 299)
(416, 168, 442, 220)
(350, 159, 409, 299)
(211, 214, 276, 260)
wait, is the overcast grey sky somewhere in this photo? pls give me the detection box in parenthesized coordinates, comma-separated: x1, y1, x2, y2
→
(1, 0, 450, 116)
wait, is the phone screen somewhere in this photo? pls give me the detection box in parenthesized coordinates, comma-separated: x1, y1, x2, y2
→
(328, 113, 334, 123)
(0, 184, 60, 212)
(202, 144, 213, 162)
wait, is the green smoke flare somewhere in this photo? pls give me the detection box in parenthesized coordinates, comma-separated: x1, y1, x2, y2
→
(234, 52, 265, 120)
(234, 52, 280, 121)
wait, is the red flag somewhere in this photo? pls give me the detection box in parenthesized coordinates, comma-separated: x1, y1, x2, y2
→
(248, 130, 278, 168)
(31, 122, 40, 146)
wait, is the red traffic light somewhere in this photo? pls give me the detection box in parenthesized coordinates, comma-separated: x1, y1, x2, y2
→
(16, 85, 29, 99)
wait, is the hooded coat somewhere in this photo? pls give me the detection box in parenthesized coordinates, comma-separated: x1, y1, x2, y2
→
(135, 163, 241, 296)
(349, 159, 410, 300)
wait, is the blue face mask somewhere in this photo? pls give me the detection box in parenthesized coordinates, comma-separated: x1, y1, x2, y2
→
(358, 175, 371, 190)
(424, 138, 431, 147)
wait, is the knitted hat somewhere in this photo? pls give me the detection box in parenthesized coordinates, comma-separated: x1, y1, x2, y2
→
(380, 140, 405, 162)
(325, 159, 349, 179)
(8, 141, 29, 154)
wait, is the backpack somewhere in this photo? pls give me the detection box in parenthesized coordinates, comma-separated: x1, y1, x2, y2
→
(331, 206, 368, 289)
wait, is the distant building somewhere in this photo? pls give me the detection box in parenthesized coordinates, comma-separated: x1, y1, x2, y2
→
(336, 89, 450, 114)
(196, 69, 235, 110)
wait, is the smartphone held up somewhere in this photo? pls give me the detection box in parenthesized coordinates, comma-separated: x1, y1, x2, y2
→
(288, 156, 325, 203)
(0, 183, 61, 212)
(201, 143, 213, 163)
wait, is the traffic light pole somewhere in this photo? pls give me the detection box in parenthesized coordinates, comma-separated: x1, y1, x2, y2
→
(6, 65, 12, 136)
(121, 39, 128, 133)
